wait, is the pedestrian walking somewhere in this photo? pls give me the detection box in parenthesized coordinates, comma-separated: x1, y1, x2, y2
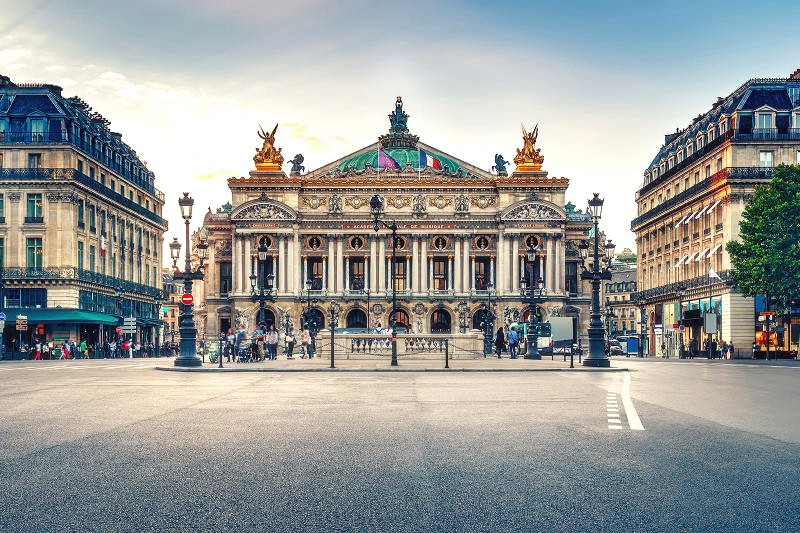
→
(285, 327, 296, 359)
(508, 327, 519, 359)
(80, 339, 88, 359)
(266, 324, 279, 360)
(300, 326, 311, 358)
(495, 327, 505, 359)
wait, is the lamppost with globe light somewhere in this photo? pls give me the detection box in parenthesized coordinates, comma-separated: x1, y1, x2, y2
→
(249, 238, 275, 327)
(301, 278, 320, 357)
(169, 192, 208, 367)
(520, 269, 545, 360)
(578, 193, 616, 367)
(370, 194, 399, 366)
(328, 301, 341, 368)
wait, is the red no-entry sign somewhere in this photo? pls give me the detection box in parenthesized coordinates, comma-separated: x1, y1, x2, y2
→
(116, 327, 121, 333)
(181, 293, 194, 305)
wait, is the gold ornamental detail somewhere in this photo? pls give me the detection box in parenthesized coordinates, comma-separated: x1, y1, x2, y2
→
(301, 196, 328, 210)
(253, 123, 284, 171)
(428, 195, 453, 209)
(470, 196, 496, 209)
(513, 123, 545, 172)
(388, 196, 411, 209)
(345, 196, 370, 209)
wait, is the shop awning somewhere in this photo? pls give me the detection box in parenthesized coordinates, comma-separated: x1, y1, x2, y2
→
(707, 199, 721, 212)
(674, 215, 687, 228)
(674, 255, 689, 268)
(3, 309, 119, 325)
(695, 247, 710, 261)
(685, 211, 698, 224)
(694, 205, 710, 219)
(709, 243, 722, 255)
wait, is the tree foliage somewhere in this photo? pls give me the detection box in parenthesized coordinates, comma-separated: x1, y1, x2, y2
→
(727, 164, 800, 312)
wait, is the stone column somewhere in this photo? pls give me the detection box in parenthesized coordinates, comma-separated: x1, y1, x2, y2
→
(336, 237, 344, 293)
(428, 257, 433, 291)
(322, 256, 327, 290)
(232, 235, 241, 294)
(448, 256, 454, 291)
(292, 226, 300, 295)
(303, 256, 308, 286)
(370, 236, 378, 293)
(278, 236, 286, 294)
(286, 236, 295, 295)
(378, 238, 386, 294)
(512, 235, 520, 293)
(327, 237, 335, 293)
(412, 236, 420, 293)
(405, 256, 411, 291)
(462, 236, 471, 293)
(454, 236, 462, 293)
(556, 235, 564, 292)
(345, 256, 350, 292)
(490, 256, 495, 288)
(420, 236, 428, 293)
(496, 227, 506, 295)
(470, 256, 476, 292)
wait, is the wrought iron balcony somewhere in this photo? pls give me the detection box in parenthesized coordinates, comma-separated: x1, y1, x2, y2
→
(1, 266, 161, 298)
(633, 270, 730, 303)
(0, 168, 166, 227)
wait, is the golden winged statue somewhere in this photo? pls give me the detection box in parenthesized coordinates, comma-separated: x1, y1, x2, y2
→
(254, 123, 284, 170)
(514, 122, 545, 171)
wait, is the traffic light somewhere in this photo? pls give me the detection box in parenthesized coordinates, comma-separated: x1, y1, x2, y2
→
(162, 305, 169, 317)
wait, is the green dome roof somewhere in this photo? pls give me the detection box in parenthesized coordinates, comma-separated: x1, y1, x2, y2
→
(337, 148, 462, 173)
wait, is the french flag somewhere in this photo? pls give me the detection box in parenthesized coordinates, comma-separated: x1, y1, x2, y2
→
(100, 235, 106, 257)
(419, 149, 441, 170)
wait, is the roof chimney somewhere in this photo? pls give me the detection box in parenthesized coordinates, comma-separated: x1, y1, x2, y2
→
(790, 68, 800, 80)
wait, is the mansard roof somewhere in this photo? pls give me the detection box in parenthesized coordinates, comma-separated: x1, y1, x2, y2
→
(645, 73, 800, 170)
(7, 94, 61, 115)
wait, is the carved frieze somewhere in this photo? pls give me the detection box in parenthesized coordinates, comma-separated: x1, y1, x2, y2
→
(505, 202, 563, 220)
(344, 196, 369, 210)
(428, 195, 453, 209)
(231, 202, 293, 221)
(388, 196, 411, 209)
(328, 193, 343, 214)
(46, 192, 79, 204)
(470, 196, 496, 209)
(302, 196, 328, 210)
(8, 192, 21, 203)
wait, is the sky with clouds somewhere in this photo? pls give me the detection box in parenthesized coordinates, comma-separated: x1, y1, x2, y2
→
(2, 0, 799, 253)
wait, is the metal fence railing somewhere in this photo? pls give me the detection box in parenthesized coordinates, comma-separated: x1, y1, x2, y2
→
(313, 332, 484, 360)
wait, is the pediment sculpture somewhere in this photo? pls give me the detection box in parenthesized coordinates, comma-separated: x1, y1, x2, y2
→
(504, 202, 563, 221)
(231, 201, 293, 221)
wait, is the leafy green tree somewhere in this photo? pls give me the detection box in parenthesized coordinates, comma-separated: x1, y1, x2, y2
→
(727, 164, 800, 312)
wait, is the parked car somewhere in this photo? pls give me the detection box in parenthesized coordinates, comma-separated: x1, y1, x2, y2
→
(606, 339, 624, 355)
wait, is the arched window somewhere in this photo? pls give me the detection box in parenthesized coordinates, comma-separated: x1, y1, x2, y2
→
(346, 309, 367, 329)
(392, 309, 410, 332)
(430, 309, 451, 333)
(472, 308, 490, 330)
(256, 308, 275, 328)
(303, 308, 325, 331)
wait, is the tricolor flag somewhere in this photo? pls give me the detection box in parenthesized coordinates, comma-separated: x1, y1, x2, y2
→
(419, 149, 442, 170)
(378, 150, 399, 169)
(709, 265, 721, 280)
(100, 234, 106, 257)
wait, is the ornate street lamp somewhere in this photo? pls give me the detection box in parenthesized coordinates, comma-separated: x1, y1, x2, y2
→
(328, 301, 341, 369)
(520, 273, 545, 359)
(301, 278, 320, 357)
(580, 193, 615, 367)
(250, 270, 275, 326)
(478, 282, 496, 357)
(171, 192, 208, 367)
(370, 193, 399, 366)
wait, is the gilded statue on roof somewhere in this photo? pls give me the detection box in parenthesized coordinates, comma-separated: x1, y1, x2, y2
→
(513, 123, 545, 172)
(254, 123, 284, 170)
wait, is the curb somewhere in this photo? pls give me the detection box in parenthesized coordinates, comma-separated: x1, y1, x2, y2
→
(155, 366, 628, 373)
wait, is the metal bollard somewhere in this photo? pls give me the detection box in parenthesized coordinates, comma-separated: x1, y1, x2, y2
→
(445, 339, 449, 369)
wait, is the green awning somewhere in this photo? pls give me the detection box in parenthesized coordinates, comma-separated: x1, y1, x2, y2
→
(4, 309, 119, 325)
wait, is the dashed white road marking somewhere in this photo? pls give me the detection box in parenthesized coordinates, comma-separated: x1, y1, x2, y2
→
(621, 372, 645, 431)
(606, 376, 622, 430)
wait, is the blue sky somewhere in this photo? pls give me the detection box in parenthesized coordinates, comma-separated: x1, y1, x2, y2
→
(2, 0, 799, 250)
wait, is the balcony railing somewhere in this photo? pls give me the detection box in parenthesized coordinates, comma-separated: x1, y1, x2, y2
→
(0, 168, 167, 227)
(1, 266, 161, 298)
(736, 128, 800, 142)
(24, 216, 44, 223)
(632, 167, 775, 230)
(633, 270, 730, 303)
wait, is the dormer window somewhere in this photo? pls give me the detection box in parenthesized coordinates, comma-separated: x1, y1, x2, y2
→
(696, 133, 704, 150)
(687, 141, 694, 156)
(793, 111, 800, 129)
(757, 113, 773, 129)
(677, 148, 684, 163)
(719, 116, 728, 135)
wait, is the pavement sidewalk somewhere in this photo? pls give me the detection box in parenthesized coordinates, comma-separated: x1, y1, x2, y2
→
(157, 355, 626, 373)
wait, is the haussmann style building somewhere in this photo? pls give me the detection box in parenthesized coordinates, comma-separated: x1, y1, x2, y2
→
(0, 74, 167, 356)
(193, 98, 608, 346)
(632, 68, 800, 358)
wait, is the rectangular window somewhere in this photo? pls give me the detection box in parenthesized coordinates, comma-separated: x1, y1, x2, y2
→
(77, 241, 84, 270)
(0, 193, 4, 222)
(393, 259, 406, 291)
(30, 119, 45, 142)
(309, 258, 323, 290)
(220, 262, 232, 294)
(26, 193, 43, 220)
(433, 258, 447, 290)
(26, 237, 43, 269)
(0, 120, 6, 141)
(110, 179, 115, 192)
(0, 237, 4, 268)
(565, 263, 578, 295)
(112, 254, 116, 277)
(757, 113, 773, 129)
(77, 199, 85, 226)
(89, 166, 95, 180)
(100, 211, 106, 235)
(77, 160, 84, 173)
(759, 151, 774, 168)
(89, 205, 96, 231)
(89, 245, 96, 271)
(474, 258, 490, 290)
(349, 258, 365, 290)
(28, 153, 41, 168)
(704, 165, 711, 178)
(715, 157, 722, 172)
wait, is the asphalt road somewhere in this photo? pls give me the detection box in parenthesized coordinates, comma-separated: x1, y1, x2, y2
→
(0, 359, 798, 532)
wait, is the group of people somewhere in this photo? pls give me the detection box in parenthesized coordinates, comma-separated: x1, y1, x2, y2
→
(678, 338, 734, 359)
(218, 323, 313, 363)
(493, 326, 527, 358)
(10, 337, 162, 360)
